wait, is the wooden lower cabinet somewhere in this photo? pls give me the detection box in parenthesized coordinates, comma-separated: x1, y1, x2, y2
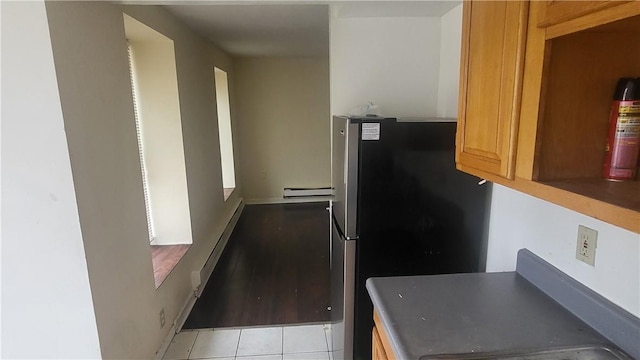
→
(372, 310, 396, 360)
(372, 326, 388, 360)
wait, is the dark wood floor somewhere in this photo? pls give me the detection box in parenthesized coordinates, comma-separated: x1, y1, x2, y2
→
(183, 202, 331, 329)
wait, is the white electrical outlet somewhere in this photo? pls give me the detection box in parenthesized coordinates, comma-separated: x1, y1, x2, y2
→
(576, 225, 597, 266)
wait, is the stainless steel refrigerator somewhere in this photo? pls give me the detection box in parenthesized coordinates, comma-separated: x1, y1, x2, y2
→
(330, 115, 490, 360)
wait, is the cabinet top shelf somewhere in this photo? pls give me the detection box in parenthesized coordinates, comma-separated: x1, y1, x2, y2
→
(539, 179, 640, 213)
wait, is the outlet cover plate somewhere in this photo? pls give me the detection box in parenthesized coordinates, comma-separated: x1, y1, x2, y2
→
(576, 225, 597, 266)
(160, 308, 166, 328)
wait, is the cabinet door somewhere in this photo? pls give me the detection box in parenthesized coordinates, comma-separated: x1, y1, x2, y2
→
(456, 1, 529, 179)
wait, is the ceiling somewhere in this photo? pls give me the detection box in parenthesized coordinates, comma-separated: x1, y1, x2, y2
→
(164, 4, 329, 57)
(162, 1, 461, 58)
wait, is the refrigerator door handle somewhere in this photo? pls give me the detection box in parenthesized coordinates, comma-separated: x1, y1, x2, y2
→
(332, 212, 358, 241)
(327, 205, 333, 271)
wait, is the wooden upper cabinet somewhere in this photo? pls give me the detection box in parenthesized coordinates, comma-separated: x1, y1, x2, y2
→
(456, 1, 529, 179)
(539, 0, 630, 28)
(539, 0, 640, 39)
(455, 0, 640, 233)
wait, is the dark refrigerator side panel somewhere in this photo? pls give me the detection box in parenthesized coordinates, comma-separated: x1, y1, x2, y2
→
(352, 120, 490, 360)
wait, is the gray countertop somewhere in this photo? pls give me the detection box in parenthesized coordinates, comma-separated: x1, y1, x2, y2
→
(366, 272, 615, 360)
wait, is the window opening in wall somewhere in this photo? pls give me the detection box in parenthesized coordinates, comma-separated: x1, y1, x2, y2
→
(214, 67, 236, 201)
(124, 13, 193, 288)
(127, 43, 156, 243)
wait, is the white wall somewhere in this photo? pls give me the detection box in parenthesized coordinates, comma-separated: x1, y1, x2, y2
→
(437, 4, 463, 118)
(0, 2, 101, 357)
(330, 14, 441, 117)
(235, 57, 331, 203)
(486, 185, 640, 317)
(43, 2, 241, 358)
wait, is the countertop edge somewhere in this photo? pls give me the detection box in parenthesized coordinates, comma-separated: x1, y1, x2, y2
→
(366, 277, 414, 360)
(516, 249, 640, 359)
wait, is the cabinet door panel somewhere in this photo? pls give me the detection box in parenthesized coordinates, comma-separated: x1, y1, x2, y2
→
(456, 1, 529, 179)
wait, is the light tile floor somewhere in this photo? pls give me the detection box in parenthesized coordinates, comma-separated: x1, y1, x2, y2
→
(164, 324, 332, 360)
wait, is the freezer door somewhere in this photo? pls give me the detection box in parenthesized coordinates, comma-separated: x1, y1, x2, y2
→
(331, 116, 359, 239)
(330, 216, 355, 360)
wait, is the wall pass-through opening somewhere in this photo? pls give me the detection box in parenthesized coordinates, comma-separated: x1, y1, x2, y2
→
(124, 13, 193, 287)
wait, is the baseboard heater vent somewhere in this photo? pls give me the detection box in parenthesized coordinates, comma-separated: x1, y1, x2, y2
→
(191, 200, 244, 297)
(283, 187, 333, 198)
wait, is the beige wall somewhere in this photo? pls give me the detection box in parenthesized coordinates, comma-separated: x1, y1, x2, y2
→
(45, 2, 240, 358)
(235, 57, 330, 203)
(437, 4, 463, 118)
(1, 2, 101, 357)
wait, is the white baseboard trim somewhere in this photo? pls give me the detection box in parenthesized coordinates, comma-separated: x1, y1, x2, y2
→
(154, 323, 177, 360)
(173, 288, 198, 334)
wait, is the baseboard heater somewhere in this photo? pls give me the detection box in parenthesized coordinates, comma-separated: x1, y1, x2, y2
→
(160, 200, 244, 357)
(191, 200, 244, 297)
(283, 187, 333, 198)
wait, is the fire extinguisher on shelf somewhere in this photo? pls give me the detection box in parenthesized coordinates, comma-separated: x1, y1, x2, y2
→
(603, 77, 640, 181)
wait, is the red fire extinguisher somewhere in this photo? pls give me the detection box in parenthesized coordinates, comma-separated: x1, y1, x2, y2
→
(603, 78, 640, 181)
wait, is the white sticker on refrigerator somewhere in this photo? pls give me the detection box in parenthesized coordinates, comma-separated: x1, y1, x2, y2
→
(361, 123, 380, 140)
